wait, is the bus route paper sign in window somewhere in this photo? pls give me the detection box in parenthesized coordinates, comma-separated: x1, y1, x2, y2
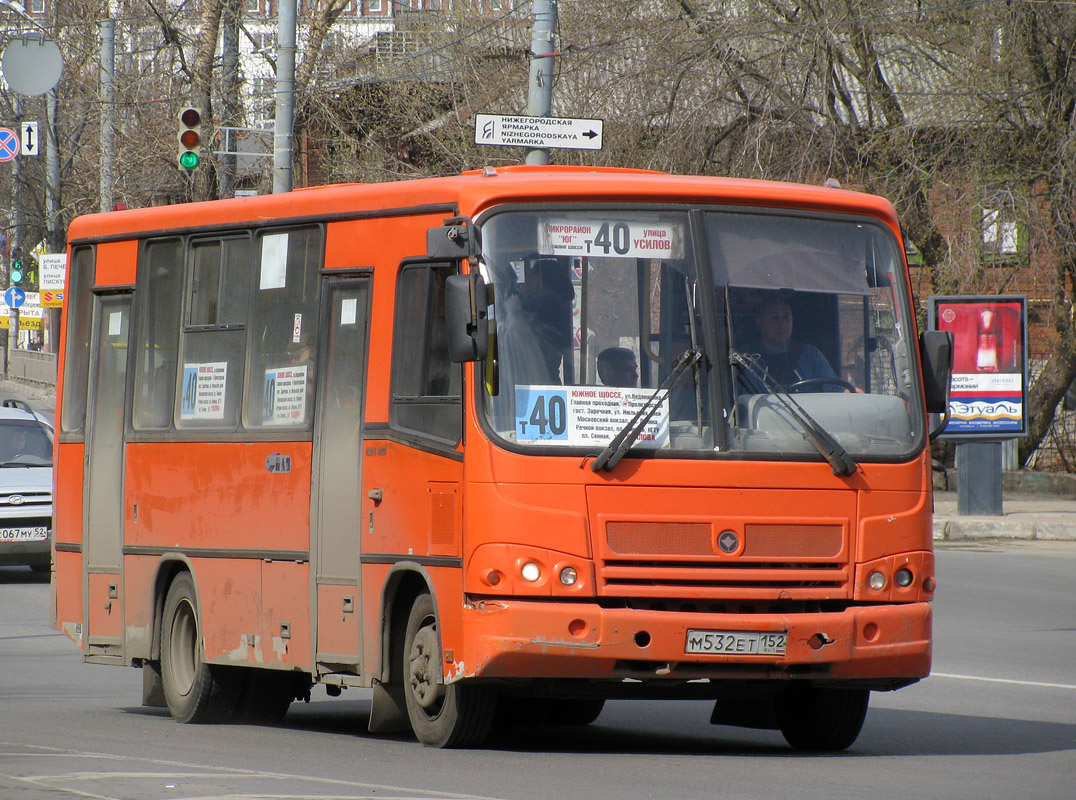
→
(514, 384, 669, 448)
(928, 295, 1027, 437)
(538, 218, 685, 260)
(263, 366, 308, 425)
(181, 362, 227, 420)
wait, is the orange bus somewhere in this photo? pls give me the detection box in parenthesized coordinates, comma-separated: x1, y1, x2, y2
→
(53, 166, 952, 751)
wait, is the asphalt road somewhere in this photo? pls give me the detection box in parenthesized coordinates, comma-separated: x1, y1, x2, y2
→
(1, 540, 1074, 800)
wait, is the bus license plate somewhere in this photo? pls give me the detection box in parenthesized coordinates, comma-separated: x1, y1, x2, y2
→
(685, 630, 787, 656)
(0, 526, 49, 542)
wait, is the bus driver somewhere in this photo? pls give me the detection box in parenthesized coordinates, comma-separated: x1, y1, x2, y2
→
(737, 295, 840, 393)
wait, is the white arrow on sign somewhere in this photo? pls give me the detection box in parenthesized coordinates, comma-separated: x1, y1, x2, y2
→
(475, 114, 603, 151)
(20, 121, 39, 156)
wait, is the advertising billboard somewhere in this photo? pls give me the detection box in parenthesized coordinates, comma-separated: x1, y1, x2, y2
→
(928, 295, 1027, 438)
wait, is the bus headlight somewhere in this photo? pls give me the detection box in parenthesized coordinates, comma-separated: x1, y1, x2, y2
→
(868, 571, 887, 591)
(559, 566, 578, 586)
(895, 568, 914, 587)
(521, 562, 541, 582)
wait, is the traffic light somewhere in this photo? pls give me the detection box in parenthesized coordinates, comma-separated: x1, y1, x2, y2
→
(10, 259, 23, 285)
(177, 106, 203, 170)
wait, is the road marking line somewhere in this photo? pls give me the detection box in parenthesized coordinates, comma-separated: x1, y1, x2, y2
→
(933, 672, 1076, 691)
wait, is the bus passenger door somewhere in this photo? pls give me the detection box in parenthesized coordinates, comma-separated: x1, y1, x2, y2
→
(83, 294, 131, 660)
(313, 277, 371, 676)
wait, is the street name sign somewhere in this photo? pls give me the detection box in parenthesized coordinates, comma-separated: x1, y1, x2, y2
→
(475, 114, 603, 151)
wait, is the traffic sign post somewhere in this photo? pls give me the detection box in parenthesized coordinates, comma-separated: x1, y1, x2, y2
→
(475, 114, 604, 151)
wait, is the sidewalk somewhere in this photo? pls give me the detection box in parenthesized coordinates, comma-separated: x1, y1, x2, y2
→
(933, 490, 1076, 541)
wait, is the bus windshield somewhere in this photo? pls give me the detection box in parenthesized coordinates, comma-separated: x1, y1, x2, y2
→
(477, 206, 922, 462)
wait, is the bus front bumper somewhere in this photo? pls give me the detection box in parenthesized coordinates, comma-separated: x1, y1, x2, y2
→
(456, 598, 931, 685)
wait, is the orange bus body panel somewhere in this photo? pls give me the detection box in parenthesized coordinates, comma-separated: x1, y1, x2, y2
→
(125, 442, 311, 553)
(94, 240, 137, 286)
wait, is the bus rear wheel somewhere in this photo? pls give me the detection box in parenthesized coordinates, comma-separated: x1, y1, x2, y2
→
(160, 573, 242, 724)
(402, 593, 495, 748)
(775, 684, 869, 751)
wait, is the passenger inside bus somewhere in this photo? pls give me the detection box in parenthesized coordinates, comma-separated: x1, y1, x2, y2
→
(597, 347, 639, 388)
(521, 257, 574, 382)
(735, 294, 842, 394)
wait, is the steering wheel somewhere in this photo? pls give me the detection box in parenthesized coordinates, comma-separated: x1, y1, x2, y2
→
(787, 376, 856, 393)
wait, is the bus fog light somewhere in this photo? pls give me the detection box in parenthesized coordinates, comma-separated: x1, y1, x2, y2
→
(521, 562, 541, 582)
(868, 571, 887, 591)
(559, 567, 578, 586)
(895, 568, 914, 587)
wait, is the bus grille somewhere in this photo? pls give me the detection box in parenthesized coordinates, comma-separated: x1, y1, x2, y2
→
(600, 521, 849, 599)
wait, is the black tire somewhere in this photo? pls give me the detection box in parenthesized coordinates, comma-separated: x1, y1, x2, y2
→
(402, 593, 496, 748)
(235, 668, 302, 723)
(160, 573, 243, 724)
(775, 684, 869, 752)
(547, 697, 605, 726)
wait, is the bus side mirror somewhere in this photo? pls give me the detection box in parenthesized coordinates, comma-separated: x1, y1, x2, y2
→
(445, 273, 489, 362)
(427, 216, 480, 260)
(920, 330, 953, 414)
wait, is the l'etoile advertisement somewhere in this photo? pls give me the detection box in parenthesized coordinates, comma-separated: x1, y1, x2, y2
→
(929, 295, 1027, 437)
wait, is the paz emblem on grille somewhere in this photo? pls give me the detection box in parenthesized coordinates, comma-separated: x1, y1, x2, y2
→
(717, 529, 739, 553)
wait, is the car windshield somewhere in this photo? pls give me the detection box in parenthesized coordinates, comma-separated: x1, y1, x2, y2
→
(0, 419, 54, 466)
(476, 206, 922, 464)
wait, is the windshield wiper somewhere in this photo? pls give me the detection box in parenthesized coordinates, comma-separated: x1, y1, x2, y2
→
(591, 348, 703, 473)
(730, 349, 858, 477)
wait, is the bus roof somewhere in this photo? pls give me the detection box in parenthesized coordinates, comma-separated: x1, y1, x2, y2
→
(66, 166, 900, 244)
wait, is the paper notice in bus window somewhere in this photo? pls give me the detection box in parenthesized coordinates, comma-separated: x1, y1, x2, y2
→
(537, 219, 684, 260)
(514, 385, 669, 448)
(180, 362, 228, 420)
(260, 233, 289, 290)
(108, 311, 122, 336)
(341, 298, 357, 325)
(263, 366, 308, 425)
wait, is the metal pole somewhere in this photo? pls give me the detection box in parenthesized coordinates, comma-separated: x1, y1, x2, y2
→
(524, 0, 558, 165)
(7, 96, 22, 369)
(219, 0, 240, 198)
(99, 18, 115, 212)
(273, 0, 296, 194)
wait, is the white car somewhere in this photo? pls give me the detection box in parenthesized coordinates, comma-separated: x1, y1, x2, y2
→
(0, 400, 54, 574)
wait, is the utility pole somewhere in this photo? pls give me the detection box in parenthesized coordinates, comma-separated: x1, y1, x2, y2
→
(99, 18, 115, 212)
(524, 0, 558, 165)
(219, 0, 240, 198)
(273, 0, 296, 193)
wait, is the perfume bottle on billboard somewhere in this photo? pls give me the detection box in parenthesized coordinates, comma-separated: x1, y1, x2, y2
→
(976, 309, 1000, 372)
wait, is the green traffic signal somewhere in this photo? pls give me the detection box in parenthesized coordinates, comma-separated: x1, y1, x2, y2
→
(177, 106, 203, 171)
(10, 259, 22, 285)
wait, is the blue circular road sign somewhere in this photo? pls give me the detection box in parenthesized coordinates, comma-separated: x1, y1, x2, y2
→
(0, 128, 20, 162)
(5, 287, 26, 308)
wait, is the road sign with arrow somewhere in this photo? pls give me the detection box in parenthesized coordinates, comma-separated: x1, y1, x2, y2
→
(20, 121, 38, 156)
(475, 114, 603, 151)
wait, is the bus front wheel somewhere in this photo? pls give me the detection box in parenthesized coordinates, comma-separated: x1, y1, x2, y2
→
(775, 684, 869, 751)
(160, 573, 242, 724)
(402, 593, 495, 748)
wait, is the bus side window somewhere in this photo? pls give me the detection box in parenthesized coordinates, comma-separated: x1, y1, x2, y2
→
(175, 236, 251, 431)
(391, 264, 462, 446)
(244, 226, 321, 430)
(133, 238, 183, 431)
